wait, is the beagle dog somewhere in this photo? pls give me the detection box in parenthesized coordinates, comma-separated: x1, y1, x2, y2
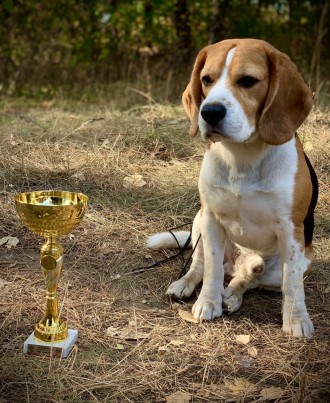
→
(148, 39, 318, 338)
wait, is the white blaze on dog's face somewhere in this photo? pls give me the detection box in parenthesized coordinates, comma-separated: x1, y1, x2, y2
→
(183, 39, 312, 146)
(198, 44, 269, 143)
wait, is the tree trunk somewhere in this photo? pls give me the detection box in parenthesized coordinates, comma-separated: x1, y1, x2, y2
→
(310, 0, 329, 107)
(209, 0, 230, 44)
(173, 0, 192, 62)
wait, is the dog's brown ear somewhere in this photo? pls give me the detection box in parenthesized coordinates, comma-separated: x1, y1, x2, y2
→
(258, 49, 312, 145)
(182, 49, 207, 137)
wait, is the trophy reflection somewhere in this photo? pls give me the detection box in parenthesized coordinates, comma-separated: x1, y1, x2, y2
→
(15, 190, 88, 357)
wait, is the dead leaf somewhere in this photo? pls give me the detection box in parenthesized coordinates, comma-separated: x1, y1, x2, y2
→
(0, 236, 19, 249)
(224, 378, 257, 395)
(0, 237, 9, 246)
(9, 137, 23, 146)
(114, 343, 125, 350)
(178, 309, 199, 324)
(0, 278, 11, 287)
(259, 386, 284, 400)
(170, 339, 185, 346)
(165, 391, 191, 403)
(101, 138, 111, 149)
(247, 346, 258, 358)
(106, 326, 120, 337)
(123, 174, 146, 189)
(235, 334, 251, 344)
(106, 325, 148, 341)
(235, 353, 255, 368)
(8, 237, 19, 248)
(71, 171, 86, 180)
(158, 345, 169, 354)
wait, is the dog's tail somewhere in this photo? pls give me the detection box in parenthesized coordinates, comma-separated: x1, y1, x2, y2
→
(147, 231, 192, 250)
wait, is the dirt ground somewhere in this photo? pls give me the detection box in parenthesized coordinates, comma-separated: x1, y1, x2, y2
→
(0, 98, 329, 402)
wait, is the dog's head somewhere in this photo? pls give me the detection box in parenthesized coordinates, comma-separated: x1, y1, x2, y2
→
(183, 39, 312, 145)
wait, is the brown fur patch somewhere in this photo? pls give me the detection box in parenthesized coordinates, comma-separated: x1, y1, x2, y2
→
(258, 52, 312, 145)
(292, 137, 314, 261)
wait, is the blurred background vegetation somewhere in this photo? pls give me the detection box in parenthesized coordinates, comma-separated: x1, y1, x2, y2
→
(0, 0, 329, 106)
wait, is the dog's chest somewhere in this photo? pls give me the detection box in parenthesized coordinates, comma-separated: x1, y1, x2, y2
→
(199, 148, 295, 253)
(204, 186, 279, 252)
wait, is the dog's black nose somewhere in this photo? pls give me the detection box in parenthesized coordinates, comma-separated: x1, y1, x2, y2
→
(201, 103, 227, 125)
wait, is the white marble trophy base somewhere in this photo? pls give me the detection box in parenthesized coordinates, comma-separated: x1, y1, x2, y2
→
(24, 329, 78, 358)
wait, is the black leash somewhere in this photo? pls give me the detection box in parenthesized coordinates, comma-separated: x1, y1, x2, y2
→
(132, 223, 201, 277)
(178, 233, 201, 278)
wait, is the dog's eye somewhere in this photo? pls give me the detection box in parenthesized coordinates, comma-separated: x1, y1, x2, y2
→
(237, 75, 260, 88)
(201, 75, 213, 86)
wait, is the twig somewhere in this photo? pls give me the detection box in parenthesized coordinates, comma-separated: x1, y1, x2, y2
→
(58, 118, 104, 142)
(127, 87, 156, 104)
(18, 114, 47, 132)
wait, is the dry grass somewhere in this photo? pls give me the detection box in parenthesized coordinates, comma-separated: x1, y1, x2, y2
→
(0, 97, 329, 403)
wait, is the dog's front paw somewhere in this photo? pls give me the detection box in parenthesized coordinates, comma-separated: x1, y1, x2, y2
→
(166, 278, 196, 300)
(192, 294, 223, 321)
(282, 310, 314, 338)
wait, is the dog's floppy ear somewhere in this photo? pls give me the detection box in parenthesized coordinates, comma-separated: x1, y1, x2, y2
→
(258, 49, 312, 145)
(182, 49, 207, 137)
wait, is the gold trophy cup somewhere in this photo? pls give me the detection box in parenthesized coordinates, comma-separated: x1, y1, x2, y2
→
(15, 190, 88, 358)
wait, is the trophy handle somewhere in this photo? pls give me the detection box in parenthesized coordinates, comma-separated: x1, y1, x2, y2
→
(34, 237, 68, 342)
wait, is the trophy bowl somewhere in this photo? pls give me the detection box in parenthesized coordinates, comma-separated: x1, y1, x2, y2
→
(15, 190, 88, 357)
(15, 190, 88, 238)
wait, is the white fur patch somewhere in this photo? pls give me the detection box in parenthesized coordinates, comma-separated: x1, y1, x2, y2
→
(199, 47, 255, 142)
(147, 231, 191, 249)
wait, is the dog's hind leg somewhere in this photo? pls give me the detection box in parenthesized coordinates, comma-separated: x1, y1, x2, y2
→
(223, 253, 282, 313)
(223, 254, 265, 313)
(166, 211, 204, 299)
(258, 255, 282, 292)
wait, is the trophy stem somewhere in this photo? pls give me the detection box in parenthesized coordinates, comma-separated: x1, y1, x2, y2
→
(34, 237, 68, 342)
